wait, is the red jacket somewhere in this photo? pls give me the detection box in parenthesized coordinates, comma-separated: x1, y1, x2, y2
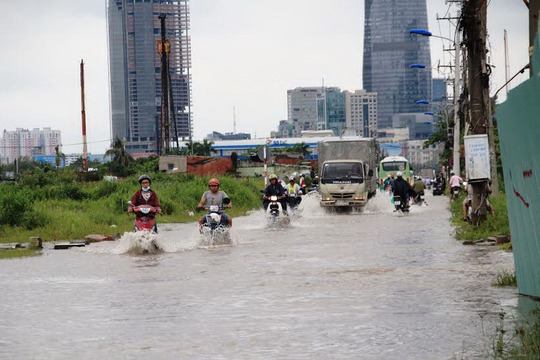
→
(130, 190, 161, 218)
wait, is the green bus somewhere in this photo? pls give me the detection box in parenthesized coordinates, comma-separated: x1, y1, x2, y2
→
(378, 156, 412, 187)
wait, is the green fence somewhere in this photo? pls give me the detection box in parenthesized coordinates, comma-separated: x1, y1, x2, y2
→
(497, 35, 540, 298)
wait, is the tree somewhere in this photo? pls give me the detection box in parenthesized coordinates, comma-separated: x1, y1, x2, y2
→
(54, 146, 66, 170)
(189, 140, 216, 156)
(105, 137, 134, 167)
(290, 142, 311, 157)
(104, 137, 135, 177)
(423, 117, 453, 167)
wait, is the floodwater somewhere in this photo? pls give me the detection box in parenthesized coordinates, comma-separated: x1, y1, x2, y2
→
(0, 191, 530, 359)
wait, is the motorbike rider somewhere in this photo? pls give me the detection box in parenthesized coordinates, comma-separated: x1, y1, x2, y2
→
(391, 171, 415, 209)
(412, 176, 426, 203)
(383, 174, 394, 191)
(263, 173, 288, 214)
(128, 174, 162, 231)
(197, 178, 233, 228)
(449, 170, 463, 200)
(298, 173, 307, 194)
(286, 175, 302, 209)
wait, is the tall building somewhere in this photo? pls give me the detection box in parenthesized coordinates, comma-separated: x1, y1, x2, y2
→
(286, 87, 346, 137)
(1, 128, 61, 164)
(344, 90, 378, 138)
(107, 0, 192, 153)
(362, 0, 432, 129)
(432, 78, 448, 102)
(285, 87, 378, 138)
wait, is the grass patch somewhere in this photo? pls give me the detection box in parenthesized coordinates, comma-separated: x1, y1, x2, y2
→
(492, 309, 540, 359)
(492, 269, 517, 287)
(450, 193, 510, 241)
(0, 174, 265, 243)
(0, 249, 41, 259)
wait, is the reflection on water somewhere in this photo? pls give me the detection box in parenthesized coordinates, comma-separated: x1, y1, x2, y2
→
(0, 192, 527, 359)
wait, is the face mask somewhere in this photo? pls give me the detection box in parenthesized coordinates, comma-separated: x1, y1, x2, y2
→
(142, 186, 150, 191)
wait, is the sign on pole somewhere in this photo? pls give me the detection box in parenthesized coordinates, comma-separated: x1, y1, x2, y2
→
(464, 134, 491, 182)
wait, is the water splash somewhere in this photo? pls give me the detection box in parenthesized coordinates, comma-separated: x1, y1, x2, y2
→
(112, 231, 163, 255)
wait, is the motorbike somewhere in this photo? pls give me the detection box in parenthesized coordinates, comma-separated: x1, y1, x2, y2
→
(128, 202, 161, 253)
(199, 197, 232, 246)
(432, 182, 444, 196)
(411, 191, 426, 206)
(265, 194, 290, 226)
(451, 186, 461, 200)
(131, 203, 158, 233)
(286, 191, 302, 213)
(392, 194, 410, 213)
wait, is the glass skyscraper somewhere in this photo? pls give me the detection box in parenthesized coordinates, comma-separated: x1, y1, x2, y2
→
(362, 0, 431, 129)
(107, 0, 192, 153)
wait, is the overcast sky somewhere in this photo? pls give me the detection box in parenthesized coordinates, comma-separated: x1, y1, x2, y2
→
(0, 1, 530, 154)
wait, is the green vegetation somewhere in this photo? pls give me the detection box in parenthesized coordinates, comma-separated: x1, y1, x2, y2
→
(492, 269, 517, 287)
(0, 249, 41, 259)
(0, 171, 264, 244)
(491, 310, 540, 359)
(449, 191, 510, 241)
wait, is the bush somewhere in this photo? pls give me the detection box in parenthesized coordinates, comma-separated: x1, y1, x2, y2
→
(21, 210, 50, 230)
(63, 184, 89, 201)
(18, 170, 54, 187)
(93, 181, 119, 199)
(0, 191, 30, 226)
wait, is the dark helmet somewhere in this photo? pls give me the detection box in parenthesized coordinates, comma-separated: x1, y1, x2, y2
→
(138, 174, 151, 184)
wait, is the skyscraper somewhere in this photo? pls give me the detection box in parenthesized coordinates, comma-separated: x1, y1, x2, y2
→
(107, 0, 192, 153)
(362, 0, 431, 129)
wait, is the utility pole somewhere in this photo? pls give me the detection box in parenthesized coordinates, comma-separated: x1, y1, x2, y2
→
(453, 28, 461, 177)
(462, 0, 495, 224)
(158, 14, 171, 155)
(80, 60, 88, 172)
(529, 0, 540, 76)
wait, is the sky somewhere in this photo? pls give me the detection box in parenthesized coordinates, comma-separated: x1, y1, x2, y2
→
(0, 1, 530, 154)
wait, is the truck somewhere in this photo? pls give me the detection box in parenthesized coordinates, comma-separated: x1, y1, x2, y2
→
(317, 137, 380, 209)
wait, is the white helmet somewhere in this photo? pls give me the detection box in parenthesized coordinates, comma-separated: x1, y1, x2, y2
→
(289, 176, 295, 181)
(396, 171, 403, 177)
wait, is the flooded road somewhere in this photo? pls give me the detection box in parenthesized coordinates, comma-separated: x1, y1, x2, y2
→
(0, 192, 524, 359)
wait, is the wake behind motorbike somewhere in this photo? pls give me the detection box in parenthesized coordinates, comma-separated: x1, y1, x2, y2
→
(128, 201, 161, 253)
(199, 197, 232, 246)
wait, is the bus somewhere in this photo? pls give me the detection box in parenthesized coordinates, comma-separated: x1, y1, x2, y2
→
(378, 156, 412, 187)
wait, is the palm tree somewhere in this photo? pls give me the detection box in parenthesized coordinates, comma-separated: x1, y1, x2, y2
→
(105, 137, 134, 167)
(199, 140, 216, 156)
(54, 146, 66, 170)
(189, 140, 216, 156)
(290, 142, 311, 157)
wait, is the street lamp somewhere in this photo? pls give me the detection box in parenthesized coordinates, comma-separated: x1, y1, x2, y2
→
(410, 27, 461, 176)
